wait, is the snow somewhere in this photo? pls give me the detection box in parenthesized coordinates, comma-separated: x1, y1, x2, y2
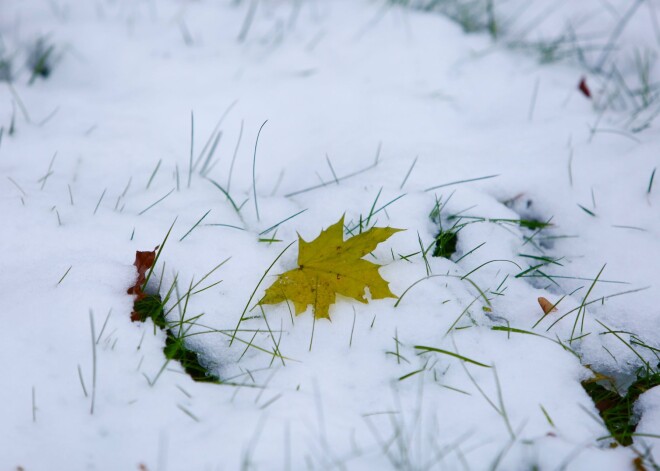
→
(1, 0, 659, 469)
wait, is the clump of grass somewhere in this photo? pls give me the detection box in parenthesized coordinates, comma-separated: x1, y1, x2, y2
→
(133, 293, 219, 383)
(27, 37, 57, 84)
(403, 1, 660, 131)
(429, 195, 461, 259)
(0, 52, 12, 82)
(432, 227, 458, 258)
(508, 33, 579, 65)
(129, 226, 220, 383)
(399, 0, 499, 38)
(582, 366, 660, 446)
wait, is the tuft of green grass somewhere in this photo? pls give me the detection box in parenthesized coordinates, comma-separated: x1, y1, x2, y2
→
(447, 214, 551, 231)
(411, 0, 500, 37)
(133, 293, 219, 383)
(432, 228, 458, 258)
(429, 194, 461, 259)
(27, 37, 56, 84)
(583, 366, 660, 446)
(0, 54, 12, 82)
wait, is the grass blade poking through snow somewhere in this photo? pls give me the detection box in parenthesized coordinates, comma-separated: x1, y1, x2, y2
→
(424, 174, 499, 192)
(206, 178, 244, 223)
(138, 188, 175, 215)
(570, 264, 606, 342)
(414, 345, 491, 368)
(259, 208, 307, 236)
(56, 265, 72, 286)
(582, 364, 660, 446)
(252, 120, 268, 223)
(89, 310, 97, 415)
(187, 111, 194, 189)
(230, 241, 295, 346)
(146, 159, 162, 189)
(227, 119, 244, 193)
(179, 209, 211, 242)
(648, 167, 656, 196)
(142, 218, 177, 292)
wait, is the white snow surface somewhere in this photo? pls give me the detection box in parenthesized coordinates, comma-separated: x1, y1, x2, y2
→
(1, 1, 659, 470)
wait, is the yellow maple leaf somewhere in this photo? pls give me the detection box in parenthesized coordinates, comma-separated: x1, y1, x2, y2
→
(259, 216, 403, 319)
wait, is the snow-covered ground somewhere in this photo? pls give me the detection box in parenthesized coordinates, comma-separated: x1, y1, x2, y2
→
(1, 1, 659, 469)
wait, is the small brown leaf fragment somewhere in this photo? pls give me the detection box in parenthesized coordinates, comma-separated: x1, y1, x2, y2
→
(633, 457, 648, 471)
(578, 77, 592, 99)
(538, 297, 557, 315)
(128, 247, 158, 321)
(595, 398, 618, 413)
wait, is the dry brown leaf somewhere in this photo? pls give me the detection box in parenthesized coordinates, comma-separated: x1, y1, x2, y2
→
(537, 296, 557, 315)
(633, 457, 648, 471)
(128, 247, 158, 321)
